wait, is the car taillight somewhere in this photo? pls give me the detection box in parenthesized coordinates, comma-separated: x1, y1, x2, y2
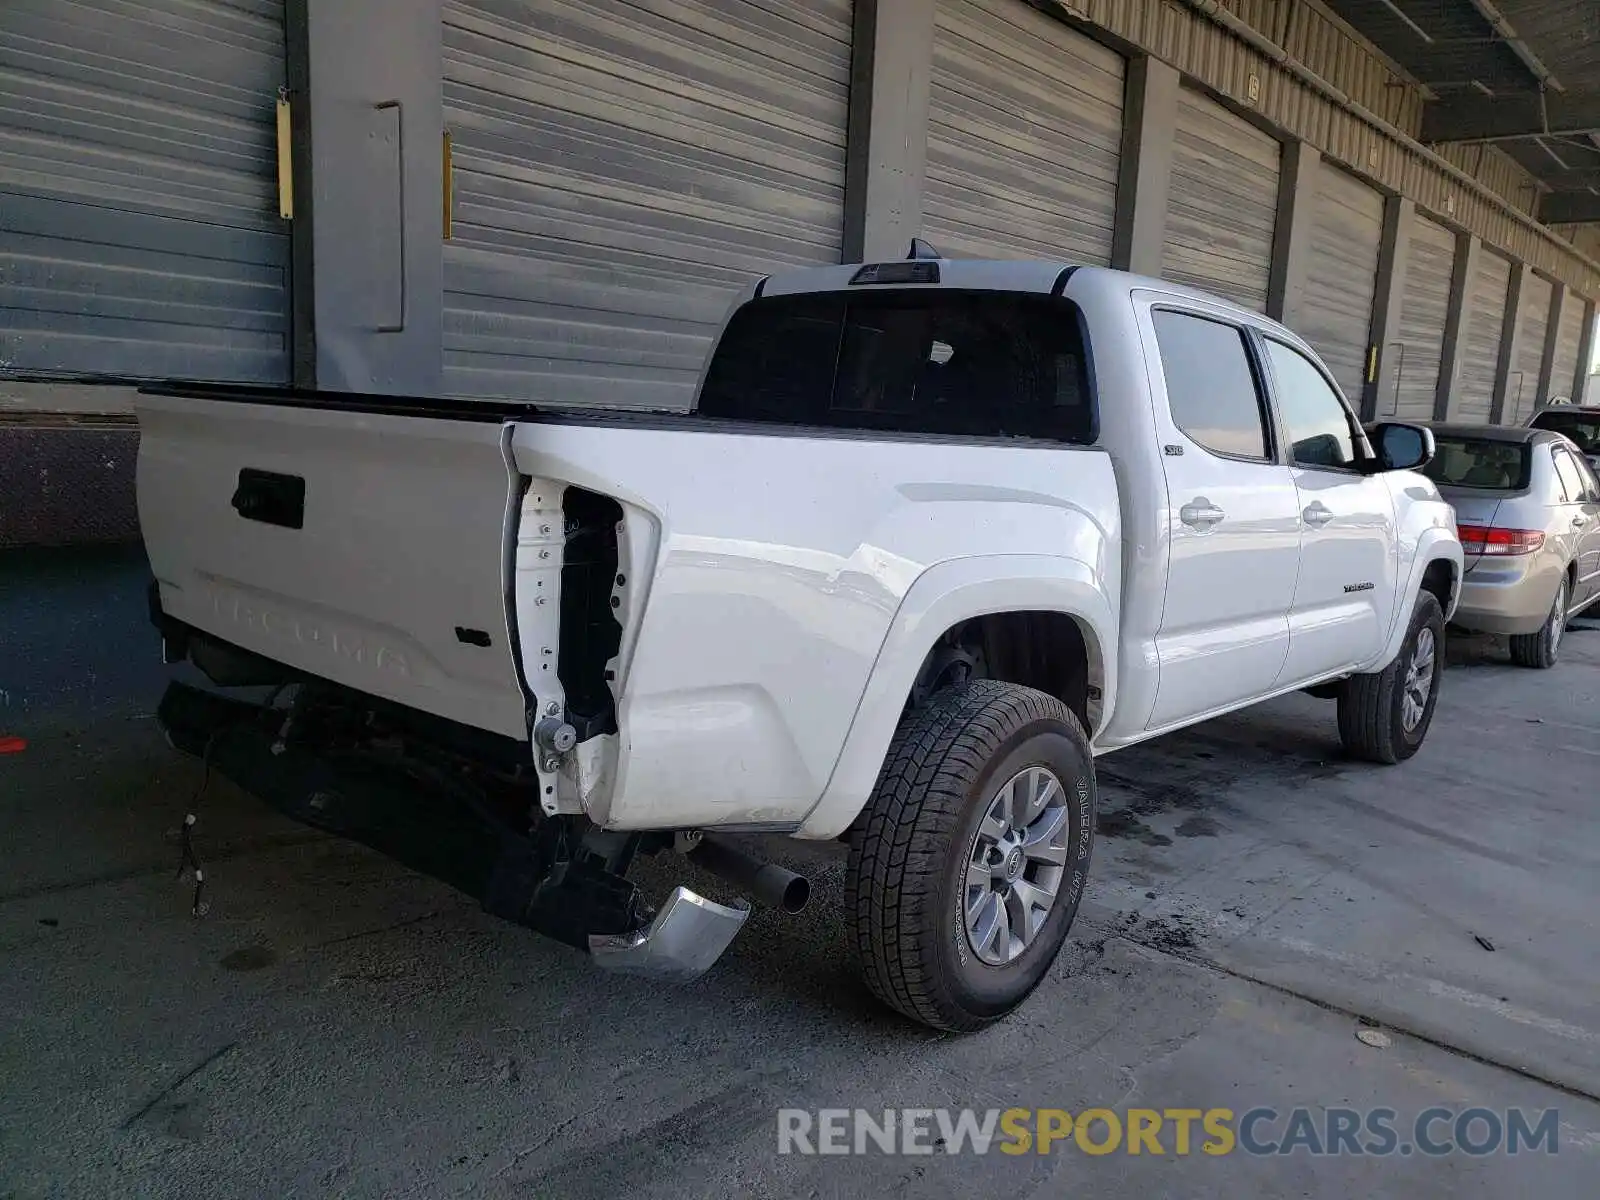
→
(1456, 524, 1545, 556)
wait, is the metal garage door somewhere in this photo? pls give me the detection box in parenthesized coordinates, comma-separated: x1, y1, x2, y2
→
(441, 0, 851, 409)
(1504, 273, 1553, 423)
(1385, 213, 1456, 420)
(1454, 251, 1512, 423)
(1548, 294, 1588, 406)
(0, 0, 290, 384)
(1162, 88, 1279, 312)
(924, 0, 1124, 263)
(1299, 163, 1385, 403)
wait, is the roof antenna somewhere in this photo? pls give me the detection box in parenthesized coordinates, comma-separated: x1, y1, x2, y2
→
(906, 238, 942, 261)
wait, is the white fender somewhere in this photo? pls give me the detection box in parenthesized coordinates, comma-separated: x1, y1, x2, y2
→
(1365, 527, 1462, 673)
(793, 554, 1118, 840)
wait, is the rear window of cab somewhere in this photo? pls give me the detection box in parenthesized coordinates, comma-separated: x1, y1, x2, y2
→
(695, 289, 1095, 444)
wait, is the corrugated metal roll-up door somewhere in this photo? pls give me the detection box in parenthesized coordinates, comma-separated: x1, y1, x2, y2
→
(442, 0, 852, 409)
(1386, 213, 1456, 421)
(924, 0, 1124, 263)
(1548, 295, 1588, 406)
(1505, 273, 1553, 423)
(1454, 251, 1512, 423)
(1299, 163, 1385, 403)
(1162, 88, 1280, 312)
(0, 0, 290, 383)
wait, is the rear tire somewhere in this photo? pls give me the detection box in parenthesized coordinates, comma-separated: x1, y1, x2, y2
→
(1509, 576, 1567, 669)
(1337, 591, 1444, 765)
(845, 680, 1096, 1032)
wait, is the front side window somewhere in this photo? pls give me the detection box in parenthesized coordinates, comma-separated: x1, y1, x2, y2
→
(1151, 310, 1271, 460)
(1264, 340, 1362, 470)
(696, 289, 1094, 443)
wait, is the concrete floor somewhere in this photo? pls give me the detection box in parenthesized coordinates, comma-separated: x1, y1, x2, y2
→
(3, 545, 1598, 1198)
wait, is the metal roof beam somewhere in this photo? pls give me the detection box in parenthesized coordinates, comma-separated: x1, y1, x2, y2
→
(1540, 193, 1600, 224)
(1531, 167, 1600, 191)
(1422, 92, 1600, 142)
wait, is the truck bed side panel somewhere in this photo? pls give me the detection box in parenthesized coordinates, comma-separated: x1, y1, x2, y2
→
(512, 423, 1120, 831)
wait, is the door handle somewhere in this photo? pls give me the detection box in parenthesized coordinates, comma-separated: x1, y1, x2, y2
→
(1303, 502, 1335, 527)
(231, 468, 305, 529)
(1180, 499, 1225, 529)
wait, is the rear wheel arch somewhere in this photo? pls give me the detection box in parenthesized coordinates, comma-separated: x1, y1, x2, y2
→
(905, 610, 1104, 736)
(795, 557, 1118, 842)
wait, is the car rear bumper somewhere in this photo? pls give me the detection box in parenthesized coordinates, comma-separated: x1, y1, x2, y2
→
(1451, 562, 1562, 635)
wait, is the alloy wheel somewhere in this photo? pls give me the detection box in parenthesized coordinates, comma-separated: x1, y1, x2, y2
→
(963, 766, 1070, 966)
(1401, 626, 1436, 733)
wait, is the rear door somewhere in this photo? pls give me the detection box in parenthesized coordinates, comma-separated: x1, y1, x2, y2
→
(1552, 444, 1600, 605)
(136, 391, 530, 740)
(1259, 337, 1398, 685)
(1143, 305, 1301, 730)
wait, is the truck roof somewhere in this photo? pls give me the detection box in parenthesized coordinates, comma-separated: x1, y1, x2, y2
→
(756, 255, 1282, 327)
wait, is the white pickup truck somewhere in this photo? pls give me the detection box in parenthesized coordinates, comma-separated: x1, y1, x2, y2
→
(137, 251, 1462, 1032)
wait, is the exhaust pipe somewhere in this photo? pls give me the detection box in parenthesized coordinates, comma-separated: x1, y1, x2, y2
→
(687, 835, 811, 914)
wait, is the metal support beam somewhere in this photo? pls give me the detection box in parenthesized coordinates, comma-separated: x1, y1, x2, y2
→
(841, 0, 934, 263)
(1490, 262, 1530, 424)
(1433, 233, 1479, 421)
(1110, 57, 1180, 276)
(1577, 301, 1598, 406)
(302, 0, 443, 394)
(284, 0, 316, 388)
(1537, 282, 1566, 410)
(1363, 196, 1414, 423)
(1539, 193, 1600, 226)
(1421, 93, 1600, 143)
(1527, 167, 1600, 191)
(1268, 141, 1322, 330)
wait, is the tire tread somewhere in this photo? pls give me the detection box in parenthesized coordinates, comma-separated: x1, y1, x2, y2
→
(845, 680, 1088, 1031)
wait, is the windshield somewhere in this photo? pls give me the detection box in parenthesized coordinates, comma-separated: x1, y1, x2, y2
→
(696, 289, 1095, 443)
(1422, 436, 1532, 490)
(1529, 411, 1600, 455)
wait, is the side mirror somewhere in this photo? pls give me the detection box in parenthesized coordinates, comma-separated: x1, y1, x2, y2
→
(1370, 422, 1435, 472)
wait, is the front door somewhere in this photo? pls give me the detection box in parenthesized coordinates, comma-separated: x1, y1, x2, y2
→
(1144, 307, 1303, 730)
(1260, 337, 1398, 685)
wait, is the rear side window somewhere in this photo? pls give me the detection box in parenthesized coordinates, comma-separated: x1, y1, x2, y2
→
(1151, 310, 1271, 459)
(1422, 437, 1532, 490)
(696, 290, 1094, 443)
(1553, 447, 1589, 501)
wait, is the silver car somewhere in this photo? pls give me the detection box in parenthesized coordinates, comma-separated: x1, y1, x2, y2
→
(1418, 423, 1600, 668)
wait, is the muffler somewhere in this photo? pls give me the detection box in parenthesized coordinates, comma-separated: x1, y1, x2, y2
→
(686, 834, 811, 914)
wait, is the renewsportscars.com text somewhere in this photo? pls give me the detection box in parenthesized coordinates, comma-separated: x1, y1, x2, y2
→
(776, 1106, 1562, 1158)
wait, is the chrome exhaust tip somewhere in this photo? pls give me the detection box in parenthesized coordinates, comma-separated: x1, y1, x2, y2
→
(588, 886, 750, 982)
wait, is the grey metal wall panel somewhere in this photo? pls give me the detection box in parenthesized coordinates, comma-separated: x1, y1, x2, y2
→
(923, 0, 1124, 264)
(1299, 163, 1385, 403)
(1455, 251, 1512, 423)
(0, 0, 290, 383)
(1505, 273, 1552, 423)
(1162, 87, 1279, 312)
(1549, 295, 1587, 406)
(441, 0, 851, 409)
(1387, 213, 1455, 421)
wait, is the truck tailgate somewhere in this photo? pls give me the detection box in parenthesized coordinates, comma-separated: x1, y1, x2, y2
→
(136, 393, 529, 740)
